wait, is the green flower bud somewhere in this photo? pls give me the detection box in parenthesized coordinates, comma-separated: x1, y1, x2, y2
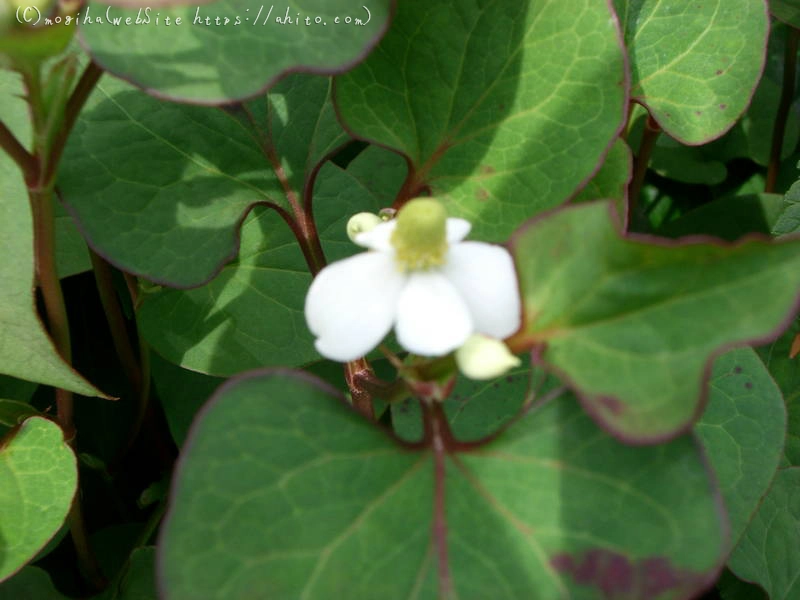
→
(346, 212, 382, 243)
(455, 334, 520, 380)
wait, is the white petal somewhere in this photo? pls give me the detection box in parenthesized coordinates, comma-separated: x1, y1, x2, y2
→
(442, 242, 521, 339)
(395, 272, 473, 356)
(305, 251, 405, 361)
(354, 220, 396, 251)
(446, 218, 471, 243)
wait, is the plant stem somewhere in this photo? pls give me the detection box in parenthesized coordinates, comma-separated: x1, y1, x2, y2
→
(0, 120, 37, 181)
(89, 249, 142, 395)
(345, 358, 376, 419)
(23, 57, 107, 593)
(30, 186, 107, 589)
(44, 62, 102, 183)
(766, 28, 800, 193)
(627, 114, 660, 227)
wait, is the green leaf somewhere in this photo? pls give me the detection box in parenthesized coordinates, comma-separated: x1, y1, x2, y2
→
(0, 400, 42, 428)
(0, 71, 104, 397)
(335, 0, 627, 240)
(392, 365, 532, 443)
(150, 353, 223, 447)
(771, 0, 800, 28)
(137, 148, 404, 375)
(78, 0, 392, 103)
(511, 201, 800, 441)
(159, 371, 725, 599)
(756, 318, 800, 466)
(116, 547, 157, 600)
(716, 569, 767, 600)
(695, 348, 786, 547)
(0, 376, 37, 404)
(0, 566, 69, 600)
(55, 201, 90, 279)
(709, 23, 800, 166)
(615, 0, 769, 143)
(60, 72, 348, 288)
(774, 176, 800, 236)
(728, 467, 800, 600)
(0, 417, 78, 583)
(658, 194, 785, 240)
(627, 112, 728, 185)
(572, 138, 632, 215)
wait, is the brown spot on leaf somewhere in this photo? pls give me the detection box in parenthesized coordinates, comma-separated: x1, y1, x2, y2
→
(733, 366, 743, 374)
(476, 188, 489, 201)
(745, 382, 753, 390)
(719, 104, 727, 110)
(551, 550, 706, 598)
(480, 165, 496, 175)
(695, 111, 702, 116)
(715, 69, 723, 75)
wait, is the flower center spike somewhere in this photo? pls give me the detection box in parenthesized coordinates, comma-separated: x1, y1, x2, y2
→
(391, 198, 448, 271)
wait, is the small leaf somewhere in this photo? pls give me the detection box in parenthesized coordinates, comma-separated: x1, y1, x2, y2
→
(658, 194, 785, 240)
(116, 547, 157, 600)
(0, 400, 42, 428)
(0, 417, 78, 583)
(615, 0, 769, 143)
(0, 566, 69, 600)
(727, 468, 800, 600)
(511, 201, 800, 441)
(78, 0, 392, 103)
(771, 0, 800, 28)
(335, 0, 627, 240)
(773, 176, 800, 236)
(159, 370, 725, 599)
(695, 348, 786, 546)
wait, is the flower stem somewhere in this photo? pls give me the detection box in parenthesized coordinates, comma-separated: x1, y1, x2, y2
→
(345, 359, 376, 419)
(766, 27, 799, 193)
(627, 113, 660, 228)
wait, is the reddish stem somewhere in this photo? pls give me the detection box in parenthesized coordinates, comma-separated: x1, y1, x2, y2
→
(421, 400, 454, 599)
(766, 28, 800, 193)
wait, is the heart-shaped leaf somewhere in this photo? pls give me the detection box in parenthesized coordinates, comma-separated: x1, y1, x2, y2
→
(757, 318, 800, 466)
(511, 200, 800, 442)
(158, 370, 726, 599)
(335, 0, 627, 240)
(59, 72, 348, 288)
(78, 0, 393, 103)
(0, 417, 78, 583)
(727, 468, 800, 600)
(695, 348, 786, 547)
(615, 0, 768, 143)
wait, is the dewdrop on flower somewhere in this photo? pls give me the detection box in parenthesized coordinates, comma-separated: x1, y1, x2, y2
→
(304, 198, 521, 362)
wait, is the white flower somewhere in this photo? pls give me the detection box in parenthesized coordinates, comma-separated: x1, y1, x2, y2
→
(304, 199, 521, 362)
